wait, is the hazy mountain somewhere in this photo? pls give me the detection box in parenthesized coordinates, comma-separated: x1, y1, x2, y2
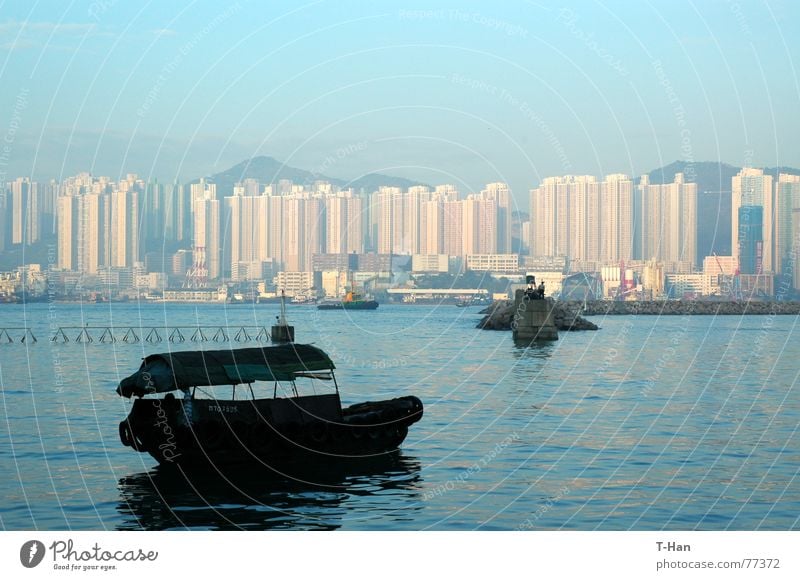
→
(195, 155, 424, 193)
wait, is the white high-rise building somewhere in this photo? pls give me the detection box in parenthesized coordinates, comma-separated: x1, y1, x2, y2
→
(326, 192, 363, 255)
(191, 178, 216, 204)
(283, 197, 305, 272)
(303, 197, 324, 271)
(442, 200, 463, 257)
(57, 196, 77, 270)
(529, 175, 599, 263)
(376, 187, 401, 254)
(78, 193, 102, 274)
(600, 174, 634, 263)
(462, 196, 497, 255)
(481, 182, 512, 253)
(639, 173, 697, 270)
(110, 189, 139, 268)
(570, 176, 600, 262)
(267, 195, 284, 270)
(434, 184, 459, 201)
(530, 177, 559, 258)
(774, 173, 800, 276)
(419, 199, 443, 255)
(10, 177, 39, 245)
(226, 194, 271, 280)
(193, 191, 220, 279)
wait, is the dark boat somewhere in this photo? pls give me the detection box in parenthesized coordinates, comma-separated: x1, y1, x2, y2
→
(116, 344, 422, 468)
(317, 289, 379, 310)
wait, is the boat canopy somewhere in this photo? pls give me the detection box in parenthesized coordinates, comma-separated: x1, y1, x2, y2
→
(117, 344, 335, 398)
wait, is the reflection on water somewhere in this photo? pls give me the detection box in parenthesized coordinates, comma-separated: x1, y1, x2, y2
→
(511, 338, 558, 357)
(2, 304, 800, 530)
(116, 453, 423, 530)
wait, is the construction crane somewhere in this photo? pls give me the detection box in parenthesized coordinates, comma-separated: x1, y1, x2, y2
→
(711, 252, 743, 301)
(712, 252, 731, 298)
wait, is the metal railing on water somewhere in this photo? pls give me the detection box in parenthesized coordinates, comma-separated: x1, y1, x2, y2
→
(47, 325, 272, 344)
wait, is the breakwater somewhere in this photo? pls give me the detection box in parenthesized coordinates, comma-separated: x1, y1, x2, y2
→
(477, 299, 800, 332)
(576, 300, 800, 316)
(478, 300, 598, 331)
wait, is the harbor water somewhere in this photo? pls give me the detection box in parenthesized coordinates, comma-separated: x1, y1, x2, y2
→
(1, 302, 798, 530)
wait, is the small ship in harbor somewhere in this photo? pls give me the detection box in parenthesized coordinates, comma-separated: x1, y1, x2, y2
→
(116, 344, 422, 468)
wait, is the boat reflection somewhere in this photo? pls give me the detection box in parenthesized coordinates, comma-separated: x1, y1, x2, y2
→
(116, 453, 423, 530)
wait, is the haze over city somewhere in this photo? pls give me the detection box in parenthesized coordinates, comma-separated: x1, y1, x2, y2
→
(1, 0, 798, 201)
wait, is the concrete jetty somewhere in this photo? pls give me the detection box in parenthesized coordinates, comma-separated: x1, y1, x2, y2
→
(477, 298, 599, 333)
(510, 290, 559, 341)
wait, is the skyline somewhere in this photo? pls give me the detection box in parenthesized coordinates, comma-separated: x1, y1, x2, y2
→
(1, 1, 799, 203)
(5, 164, 798, 289)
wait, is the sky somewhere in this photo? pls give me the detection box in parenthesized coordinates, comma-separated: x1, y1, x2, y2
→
(0, 0, 798, 207)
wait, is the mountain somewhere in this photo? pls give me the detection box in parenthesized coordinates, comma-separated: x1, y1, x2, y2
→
(195, 156, 424, 194)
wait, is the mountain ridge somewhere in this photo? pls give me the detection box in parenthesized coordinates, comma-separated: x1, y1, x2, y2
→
(194, 155, 425, 193)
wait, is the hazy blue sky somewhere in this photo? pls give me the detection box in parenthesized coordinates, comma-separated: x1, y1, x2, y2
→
(1, 0, 798, 205)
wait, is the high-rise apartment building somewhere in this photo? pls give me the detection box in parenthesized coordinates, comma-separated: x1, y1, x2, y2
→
(530, 176, 567, 258)
(372, 184, 503, 259)
(440, 199, 462, 257)
(419, 199, 443, 255)
(57, 196, 77, 270)
(639, 173, 697, 270)
(600, 174, 634, 263)
(774, 173, 800, 276)
(481, 182, 512, 253)
(462, 196, 497, 255)
(9, 177, 39, 246)
(193, 191, 220, 279)
(530, 174, 633, 266)
(110, 189, 139, 268)
(226, 194, 266, 280)
(325, 192, 363, 255)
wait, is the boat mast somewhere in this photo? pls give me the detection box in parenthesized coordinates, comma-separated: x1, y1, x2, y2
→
(279, 289, 288, 325)
(271, 289, 295, 342)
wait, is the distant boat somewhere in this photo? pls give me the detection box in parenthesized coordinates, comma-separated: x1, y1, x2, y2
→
(317, 289, 379, 310)
(291, 294, 317, 305)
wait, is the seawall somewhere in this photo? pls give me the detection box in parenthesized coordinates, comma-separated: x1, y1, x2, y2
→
(576, 300, 800, 316)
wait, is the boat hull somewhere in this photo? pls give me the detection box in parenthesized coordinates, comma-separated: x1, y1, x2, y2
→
(119, 394, 423, 468)
(317, 300, 379, 310)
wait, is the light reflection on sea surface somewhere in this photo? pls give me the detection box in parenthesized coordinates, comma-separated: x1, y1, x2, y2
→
(1, 303, 798, 530)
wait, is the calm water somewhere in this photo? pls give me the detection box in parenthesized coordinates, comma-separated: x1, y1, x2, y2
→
(1, 301, 799, 530)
